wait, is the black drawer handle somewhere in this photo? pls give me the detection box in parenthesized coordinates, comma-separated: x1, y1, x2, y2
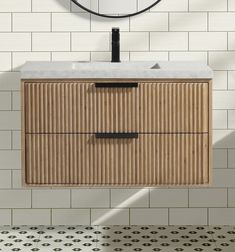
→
(95, 133, 138, 139)
(95, 83, 138, 88)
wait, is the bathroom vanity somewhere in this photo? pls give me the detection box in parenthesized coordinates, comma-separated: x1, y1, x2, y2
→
(20, 61, 213, 186)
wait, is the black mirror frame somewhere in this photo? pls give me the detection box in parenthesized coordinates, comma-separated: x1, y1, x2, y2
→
(71, 0, 162, 18)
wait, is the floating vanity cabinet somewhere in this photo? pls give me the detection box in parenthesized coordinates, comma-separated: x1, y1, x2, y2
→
(21, 62, 212, 186)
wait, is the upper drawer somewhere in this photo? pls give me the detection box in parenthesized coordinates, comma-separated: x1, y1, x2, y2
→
(23, 81, 209, 133)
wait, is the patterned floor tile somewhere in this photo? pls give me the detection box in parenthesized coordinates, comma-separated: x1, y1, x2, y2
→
(0, 225, 234, 252)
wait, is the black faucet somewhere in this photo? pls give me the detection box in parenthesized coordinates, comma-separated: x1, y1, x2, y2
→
(111, 27, 120, 63)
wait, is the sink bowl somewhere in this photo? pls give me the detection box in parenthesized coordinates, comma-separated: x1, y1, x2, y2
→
(71, 61, 161, 71)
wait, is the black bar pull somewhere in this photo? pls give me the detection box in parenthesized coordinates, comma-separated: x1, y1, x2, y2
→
(95, 83, 138, 88)
(95, 133, 138, 139)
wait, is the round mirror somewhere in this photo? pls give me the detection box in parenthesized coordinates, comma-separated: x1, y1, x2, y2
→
(71, 0, 162, 18)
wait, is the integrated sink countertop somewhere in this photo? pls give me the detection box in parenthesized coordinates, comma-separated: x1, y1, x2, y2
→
(20, 61, 213, 79)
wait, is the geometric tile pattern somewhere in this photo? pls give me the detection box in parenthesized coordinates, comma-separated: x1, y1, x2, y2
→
(0, 226, 234, 251)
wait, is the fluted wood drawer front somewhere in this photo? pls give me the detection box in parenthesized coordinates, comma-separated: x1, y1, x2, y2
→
(24, 134, 210, 186)
(23, 81, 209, 133)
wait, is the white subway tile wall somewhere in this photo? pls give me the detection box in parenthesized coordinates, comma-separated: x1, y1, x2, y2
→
(12, 209, 51, 225)
(0, 0, 234, 225)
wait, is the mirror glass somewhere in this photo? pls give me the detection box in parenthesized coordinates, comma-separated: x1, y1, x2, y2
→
(71, 0, 161, 18)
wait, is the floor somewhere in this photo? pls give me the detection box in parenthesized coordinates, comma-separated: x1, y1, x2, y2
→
(0, 226, 234, 252)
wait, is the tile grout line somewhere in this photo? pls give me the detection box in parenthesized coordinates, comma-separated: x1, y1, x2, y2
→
(207, 207, 209, 225)
(50, 208, 52, 225)
(89, 208, 92, 225)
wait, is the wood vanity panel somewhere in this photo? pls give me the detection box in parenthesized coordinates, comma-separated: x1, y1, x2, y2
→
(24, 133, 209, 186)
(23, 81, 209, 133)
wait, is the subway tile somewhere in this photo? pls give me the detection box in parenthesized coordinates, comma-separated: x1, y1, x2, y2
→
(0, 151, 21, 169)
(99, 0, 136, 14)
(209, 52, 235, 70)
(212, 169, 235, 187)
(170, 13, 207, 31)
(0, 72, 20, 91)
(0, 190, 31, 208)
(13, 52, 50, 70)
(0, 111, 20, 130)
(0, 13, 11, 32)
(52, 52, 90, 61)
(0, 131, 11, 150)
(228, 189, 235, 207)
(228, 71, 235, 90)
(213, 110, 227, 129)
(32, 190, 70, 208)
(150, 189, 188, 207)
(91, 209, 129, 225)
(91, 52, 129, 61)
(189, 32, 227, 51)
(209, 13, 235, 31)
(32, 33, 70, 52)
(121, 32, 149, 51)
(130, 209, 168, 225)
(0, 170, 12, 188)
(12, 131, 21, 150)
(228, 149, 235, 168)
(71, 0, 98, 13)
(213, 91, 235, 109)
(189, 0, 227, 11)
(0, 0, 31, 12)
(0, 33, 31, 52)
(228, 110, 235, 129)
(72, 32, 109, 51)
(13, 209, 50, 225)
(91, 15, 129, 32)
(72, 189, 109, 208)
(52, 209, 90, 225)
(32, 0, 70, 12)
(130, 13, 168, 32)
(111, 189, 149, 208)
(0, 92, 11, 110)
(0, 53, 11, 72)
(130, 52, 168, 61)
(213, 149, 227, 168)
(209, 208, 235, 225)
(139, 0, 188, 12)
(213, 71, 227, 90)
(0, 210, 11, 225)
(52, 13, 90, 31)
(189, 189, 227, 207)
(229, 0, 235, 10)
(169, 52, 207, 62)
(213, 130, 235, 148)
(12, 91, 20, 111)
(13, 13, 51, 32)
(150, 32, 188, 51)
(228, 32, 235, 50)
(169, 208, 207, 225)
(12, 170, 22, 188)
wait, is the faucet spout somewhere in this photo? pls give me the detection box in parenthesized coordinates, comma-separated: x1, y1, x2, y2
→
(111, 27, 120, 63)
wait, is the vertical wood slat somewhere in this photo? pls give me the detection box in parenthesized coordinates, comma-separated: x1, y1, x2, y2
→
(23, 81, 209, 133)
(25, 134, 209, 186)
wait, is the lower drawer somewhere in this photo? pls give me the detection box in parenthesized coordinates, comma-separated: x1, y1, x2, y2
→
(23, 134, 210, 186)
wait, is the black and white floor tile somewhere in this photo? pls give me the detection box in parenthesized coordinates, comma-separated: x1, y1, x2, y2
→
(0, 226, 234, 252)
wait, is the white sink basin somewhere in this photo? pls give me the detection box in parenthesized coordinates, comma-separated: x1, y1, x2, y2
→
(71, 61, 160, 71)
(20, 61, 213, 79)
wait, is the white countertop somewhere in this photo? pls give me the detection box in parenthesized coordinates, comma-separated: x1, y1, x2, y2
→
(20, 61, 213, 79)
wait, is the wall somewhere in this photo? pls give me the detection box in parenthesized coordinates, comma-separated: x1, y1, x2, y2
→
(0, 0, 234, 225)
